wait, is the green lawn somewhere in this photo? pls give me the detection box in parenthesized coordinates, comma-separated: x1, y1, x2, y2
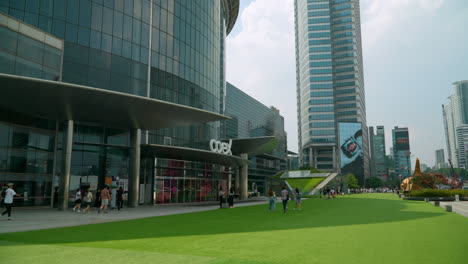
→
(286, 177, 325, 193)
(1, 194, 467, 264)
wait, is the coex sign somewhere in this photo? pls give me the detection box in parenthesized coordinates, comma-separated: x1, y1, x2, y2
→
(209, 139, 232, 155)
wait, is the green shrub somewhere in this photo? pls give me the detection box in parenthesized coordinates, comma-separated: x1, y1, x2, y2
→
(411, 189, 468, 197)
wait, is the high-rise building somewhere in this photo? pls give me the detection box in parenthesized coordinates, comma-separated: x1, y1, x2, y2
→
(294, 0, 369, 180)
(392, 127, 411, 178)
(369, 126, 386, 178)
(443, 80, 468, 168)
(435, 149, 447, 169)
(0, 1, 241, 207)
(456, 125, 468, 169)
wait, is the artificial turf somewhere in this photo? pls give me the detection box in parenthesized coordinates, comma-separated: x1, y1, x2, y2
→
(0, 194, 467, 264)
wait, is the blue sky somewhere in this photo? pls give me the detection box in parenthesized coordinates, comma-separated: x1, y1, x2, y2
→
(226, 0, 468, 166)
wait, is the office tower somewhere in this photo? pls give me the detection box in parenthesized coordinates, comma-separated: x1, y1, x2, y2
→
(456, 125, 468, 169)
(294, 0, 368, 182)
(370, 126, 386, 178)
(443, 80, 468, 168)
(392, 127, 411, 178)
(435, 149, 447, 169)
(369, 126, 376, 176)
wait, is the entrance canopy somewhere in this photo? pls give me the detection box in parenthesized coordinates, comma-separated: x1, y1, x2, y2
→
(223, 136, 278, 155)
(141, 144, 248, 167)
(0, 73, 229, 130)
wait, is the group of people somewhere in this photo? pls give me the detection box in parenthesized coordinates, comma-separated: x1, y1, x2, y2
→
(268, 187, 302, 213)
(72, 186, 125, 214)
(321, 188, 339, 199)
(218, 187, 235, 208)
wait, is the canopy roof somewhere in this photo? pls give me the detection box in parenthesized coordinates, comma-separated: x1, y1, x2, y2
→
(141, 144, 248, 167)
(223, 136, 278, 155)
(0, 73, 229, 130)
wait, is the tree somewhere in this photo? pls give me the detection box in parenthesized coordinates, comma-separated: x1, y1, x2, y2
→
(365, 177, 383, 188)
(347, 173, 360, 189)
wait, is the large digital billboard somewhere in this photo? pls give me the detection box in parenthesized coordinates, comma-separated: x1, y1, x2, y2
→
(339, 123, 364, 178)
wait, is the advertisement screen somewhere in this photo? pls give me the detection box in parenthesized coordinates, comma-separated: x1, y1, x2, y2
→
(339, 123, 364, 178)
(395, 131, 409, 151)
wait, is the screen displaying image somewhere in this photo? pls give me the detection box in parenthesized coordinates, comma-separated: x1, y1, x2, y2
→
(339, 123, 364, 178)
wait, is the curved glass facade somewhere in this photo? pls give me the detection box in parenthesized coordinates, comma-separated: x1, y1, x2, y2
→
(1, 0, 230, 149)
(0, 0, 238, 205)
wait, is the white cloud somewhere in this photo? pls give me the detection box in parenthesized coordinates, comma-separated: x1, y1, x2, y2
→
(226, 0, 298, 151)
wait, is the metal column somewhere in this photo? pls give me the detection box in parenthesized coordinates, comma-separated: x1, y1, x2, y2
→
(239, 153, 248, 200)
(128, 128, 141, 207)
(58, 120, 73, 211)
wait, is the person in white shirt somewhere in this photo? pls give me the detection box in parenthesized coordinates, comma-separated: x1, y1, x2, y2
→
(281, 186, 289, 213)
(2, 183, 20, 220)
(83, 189, 93, 213)
(73, 189, 82, 212)
(219, 187, 225, 209)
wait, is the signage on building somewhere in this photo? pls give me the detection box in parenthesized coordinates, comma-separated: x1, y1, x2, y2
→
(209, 139, 232, 155)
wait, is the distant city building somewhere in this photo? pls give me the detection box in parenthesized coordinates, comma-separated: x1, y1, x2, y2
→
(435, 149, 445, 167)
(224, 82, 288, 194)
(435, 149, 448, 169)
(443, 80, 468, 168)
(420, 163, 428, 172)
(456, 125, 468, 169)
(293, 0, 369, 181)
(392, 127, 411, 178)
(369, 126, 386, 178)
(287, 152, 300, 170)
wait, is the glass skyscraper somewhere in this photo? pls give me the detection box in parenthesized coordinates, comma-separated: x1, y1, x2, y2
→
(294, 0, 368, 178)
(392, 127, 411, 178)
(443, 80, 468, 168)
(369, 126, 386, 178)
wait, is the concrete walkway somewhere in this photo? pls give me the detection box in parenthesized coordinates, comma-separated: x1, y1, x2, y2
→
(0, 198, 269, 234)
(436, 201, 468, 217)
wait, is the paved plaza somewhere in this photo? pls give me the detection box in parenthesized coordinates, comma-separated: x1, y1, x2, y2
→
(0, 198, 268, 234)
(437, 201, 468, 217)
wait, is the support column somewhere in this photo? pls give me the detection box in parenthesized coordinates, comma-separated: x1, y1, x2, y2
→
(128, 128, 141, 207)
(227, 167, 232, 191)
(239, 153, 248, 200)
(59, 120, 73, 211)
(309, 147, 313, 167)
(235, 167, 240, 194)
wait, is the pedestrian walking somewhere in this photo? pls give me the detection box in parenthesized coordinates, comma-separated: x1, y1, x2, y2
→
(52, 187, 59, 208)
(99, 186, 111, 213)
(268, 188, 276, 211)
(83, 189, 93, 213)
(227, 187, 235, 208)
(94, 188, 101, 208)
(1, 183, 20, 220)
(73, 188, 82, 212)
(294, 188, 302, 211)
(326, 187, 331, 199)
(281, 186, 289, 213)
(117, 187, 124, 211)
(219, 187, 225, 209)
